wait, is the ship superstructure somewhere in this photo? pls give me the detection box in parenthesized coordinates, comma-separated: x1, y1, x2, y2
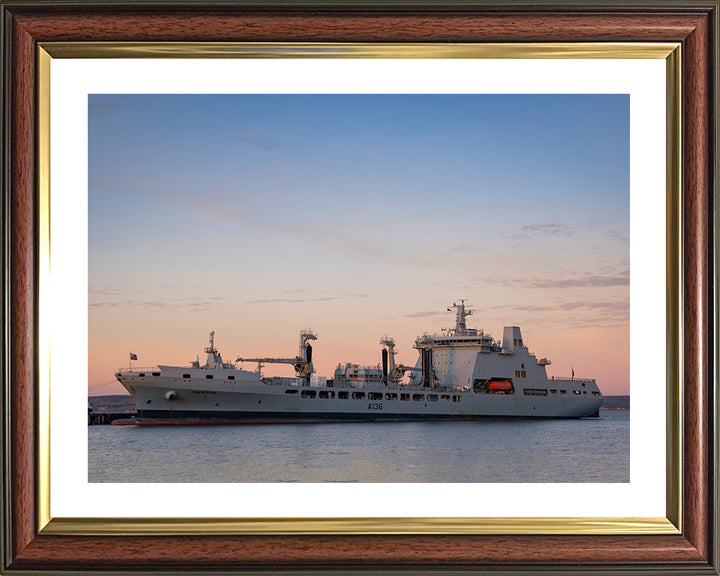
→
(114, 302, 603, 425)
(409, 300, 555, 394)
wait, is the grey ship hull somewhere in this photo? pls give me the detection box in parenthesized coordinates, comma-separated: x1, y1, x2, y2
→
(117, 375, 603, 425)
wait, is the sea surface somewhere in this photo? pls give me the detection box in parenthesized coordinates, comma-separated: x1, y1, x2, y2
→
(88, 410, 629, 483)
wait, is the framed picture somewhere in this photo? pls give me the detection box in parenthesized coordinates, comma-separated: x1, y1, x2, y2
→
(2, 1, 717, 574)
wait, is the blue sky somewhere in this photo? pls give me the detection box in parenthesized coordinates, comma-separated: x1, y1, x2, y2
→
(89, 94, 630, 395)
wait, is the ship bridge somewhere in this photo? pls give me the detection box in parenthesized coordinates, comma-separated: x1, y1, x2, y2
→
(414, 300, 500, 351)
(409, 300, 552, 391)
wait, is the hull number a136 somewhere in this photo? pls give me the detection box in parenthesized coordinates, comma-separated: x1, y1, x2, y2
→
(368, 403, 383, 411)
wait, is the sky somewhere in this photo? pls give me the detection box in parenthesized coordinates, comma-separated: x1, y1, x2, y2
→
(88, 94, 629, 396)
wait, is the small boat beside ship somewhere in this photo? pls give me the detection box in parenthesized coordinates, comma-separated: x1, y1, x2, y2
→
(113, 301, 603, 425)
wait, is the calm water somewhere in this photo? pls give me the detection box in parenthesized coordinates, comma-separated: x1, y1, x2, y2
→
(88, 410, 628, 483)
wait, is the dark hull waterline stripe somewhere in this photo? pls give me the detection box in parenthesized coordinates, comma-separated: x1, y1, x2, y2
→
(111, 408, 598, 425)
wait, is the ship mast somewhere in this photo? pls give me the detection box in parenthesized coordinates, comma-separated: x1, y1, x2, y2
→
(448, 300, 472, 336)
(205, 331, 216, 354)
(203, 331, 225, 369)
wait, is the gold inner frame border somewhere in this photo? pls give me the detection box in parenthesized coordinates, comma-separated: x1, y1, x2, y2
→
(36, 41, 682, 537)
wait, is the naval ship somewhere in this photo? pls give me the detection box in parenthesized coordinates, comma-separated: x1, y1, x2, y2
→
(113, 301, 603, 425)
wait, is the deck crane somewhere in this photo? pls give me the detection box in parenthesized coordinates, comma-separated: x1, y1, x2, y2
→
(237, 329, 317, 386)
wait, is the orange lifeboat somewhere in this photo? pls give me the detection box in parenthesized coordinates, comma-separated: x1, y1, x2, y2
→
(488, 380, 513, 391)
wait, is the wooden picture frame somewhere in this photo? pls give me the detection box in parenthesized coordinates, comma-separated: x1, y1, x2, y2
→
(1, 1, 717, 573)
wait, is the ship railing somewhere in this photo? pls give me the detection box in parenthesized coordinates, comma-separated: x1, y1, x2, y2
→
(549, 376, 596, 383)
(118, 366, 160, 373)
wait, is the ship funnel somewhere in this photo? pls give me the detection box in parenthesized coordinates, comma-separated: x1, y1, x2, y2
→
(380, 336, 396, 387)
(421, 349, 433, 388)
(502, 326, 524, 352)
(382, 348, 389, 384)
